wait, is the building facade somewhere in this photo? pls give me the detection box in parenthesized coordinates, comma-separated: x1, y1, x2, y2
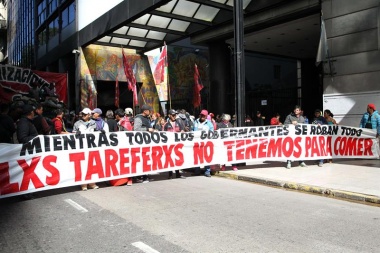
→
(5, 0, 380, 126)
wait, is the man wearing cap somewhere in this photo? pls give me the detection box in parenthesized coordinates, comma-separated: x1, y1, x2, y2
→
(133, 104, 155, 183)
(193, 109, 214, 177)
(72, 108, 99, 190)
(360, 103, 380, 137)
(133, 104, 155, 132)
(17, 104, 38, 144)
(91, 108, 109, 133)
(164, 109, 184, 132)
(164, 109, 186, 179)
(72, 108, 97, 134)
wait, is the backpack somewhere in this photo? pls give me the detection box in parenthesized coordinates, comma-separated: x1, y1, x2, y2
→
(119, 116, 134, 131)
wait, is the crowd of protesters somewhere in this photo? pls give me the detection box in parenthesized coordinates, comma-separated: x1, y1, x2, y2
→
(2, 99, 379, 193)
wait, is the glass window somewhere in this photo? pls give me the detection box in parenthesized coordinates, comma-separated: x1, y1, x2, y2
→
(37, 29, 47, 47)
(62, 2, 75, 29)
(61, 7, 68, 28)
(48, 0, 58, 15)
(37, 1, 46, 26)
(49, 17, 59, 38)
(68, 2, 75, 24)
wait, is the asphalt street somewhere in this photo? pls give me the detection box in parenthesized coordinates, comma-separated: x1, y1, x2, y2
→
(1, 173, 379, 253)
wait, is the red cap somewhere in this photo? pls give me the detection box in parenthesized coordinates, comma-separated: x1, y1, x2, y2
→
(368, 103, 376, 110)
(200, 109, 208, 116)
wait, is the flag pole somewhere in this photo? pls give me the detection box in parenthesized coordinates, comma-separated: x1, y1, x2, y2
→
(164, 42, 171, 110)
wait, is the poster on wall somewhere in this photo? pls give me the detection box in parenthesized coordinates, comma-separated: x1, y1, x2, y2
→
(0, 65, 67, 104)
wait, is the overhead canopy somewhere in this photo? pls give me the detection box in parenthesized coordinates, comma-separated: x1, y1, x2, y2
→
(85, 0, 320, 59)
(93, 0, 253, 52)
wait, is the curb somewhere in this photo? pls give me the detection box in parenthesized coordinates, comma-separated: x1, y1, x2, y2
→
(215, 172, 380, 206)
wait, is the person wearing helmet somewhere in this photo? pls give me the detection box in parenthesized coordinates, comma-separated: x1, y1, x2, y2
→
(118, 107, 134, 131)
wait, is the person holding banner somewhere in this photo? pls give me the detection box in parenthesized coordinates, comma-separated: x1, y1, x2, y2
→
(105, 110, 118, 132)
(216, 114, 238, 171)
(0, 103, 16, 143)
(270, 113, 282, 126)
(193, 109, 214, 177)
(33, 104, 51, 135)
(359, 104, 380, 137)
(16, 104, 38, 144)
(154, 116, 167, 131)
(284, 105, 307, 169)
(165, 109, 186, 179)
(92, 108, 109, 133)
(118, 107, 134, 131)
(72, 108, 99, 191)
(16, 104, 39, 199)
(134, 104, 156, 183)
(51, 109, 69, 134)
(312, 109, 327, 167)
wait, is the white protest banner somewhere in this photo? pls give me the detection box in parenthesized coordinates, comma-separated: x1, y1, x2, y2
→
(0, 124, 378, 198)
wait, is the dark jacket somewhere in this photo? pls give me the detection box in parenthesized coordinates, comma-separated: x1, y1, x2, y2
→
(106, 118, 118, 132)
(17, 117, 39, 144)
(133, 114, 151, 131)
(0, 114, 16, 143)
(33, 114, 51, 135)
(164, 118, 184, 132)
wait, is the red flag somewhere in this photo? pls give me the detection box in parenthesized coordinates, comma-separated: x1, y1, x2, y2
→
(122, 48, 138, 105)
(153, 45, 167, 84)
(115, 76, 119, 107)
(193, 63, 204, 108)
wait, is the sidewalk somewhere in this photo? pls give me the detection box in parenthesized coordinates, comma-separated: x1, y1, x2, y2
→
(215, 159, 380, 206)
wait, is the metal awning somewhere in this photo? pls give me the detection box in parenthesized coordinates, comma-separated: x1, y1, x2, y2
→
(93, 0, 253, 52)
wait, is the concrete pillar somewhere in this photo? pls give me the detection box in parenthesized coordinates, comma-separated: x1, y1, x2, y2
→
(208, 42, 232, 115)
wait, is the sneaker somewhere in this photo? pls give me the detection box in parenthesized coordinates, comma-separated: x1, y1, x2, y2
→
(142, 179, 150, 183)
(88, 184, 99, 189)
(318, 162, 323, 167)
(204, 173, 211, 177)
(176, 175, 186, 179)
(232, 166, 238, 171)
(81, 186, 88, 191)
(299, 162, 307, 167)
(286, 162, 291, 169)
(126, 180, 133, 186)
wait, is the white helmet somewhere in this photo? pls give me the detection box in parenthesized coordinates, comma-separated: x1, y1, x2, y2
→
(125, 107, 133, 115)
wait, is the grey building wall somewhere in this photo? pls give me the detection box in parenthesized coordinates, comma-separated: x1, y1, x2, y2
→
(323, 0, 380, 94)
(322, 0, 380, 126)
